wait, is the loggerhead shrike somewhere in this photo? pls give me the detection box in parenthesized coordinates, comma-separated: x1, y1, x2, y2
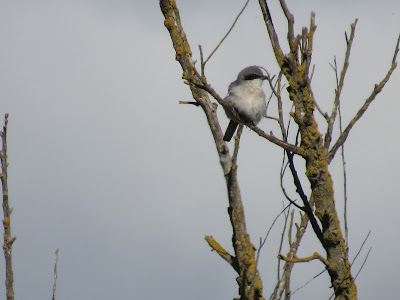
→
(223, 66, 268, 141)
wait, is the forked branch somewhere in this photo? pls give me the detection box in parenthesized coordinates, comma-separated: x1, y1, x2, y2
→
(278, 252, 329, 267)
(324, 20, 358, 151)
(327, 33, 400, 163)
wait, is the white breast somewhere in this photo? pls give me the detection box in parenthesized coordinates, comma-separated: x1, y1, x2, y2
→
(227, 79, 266, 124)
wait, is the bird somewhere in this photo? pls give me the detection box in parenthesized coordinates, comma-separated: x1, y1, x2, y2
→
(223, 66, 268, 142)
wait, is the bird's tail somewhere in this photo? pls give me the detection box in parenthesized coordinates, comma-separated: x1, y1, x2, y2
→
(223, 121, 239, 142)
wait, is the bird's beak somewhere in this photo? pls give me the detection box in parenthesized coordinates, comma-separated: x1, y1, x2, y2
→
(261, 75, 269, 80)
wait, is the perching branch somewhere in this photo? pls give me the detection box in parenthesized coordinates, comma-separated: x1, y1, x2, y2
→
(197, 81, 305, 157)
(0, 114, 16, 300)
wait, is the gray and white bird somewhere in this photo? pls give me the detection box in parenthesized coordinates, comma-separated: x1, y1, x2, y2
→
(223, 66, 268, 141)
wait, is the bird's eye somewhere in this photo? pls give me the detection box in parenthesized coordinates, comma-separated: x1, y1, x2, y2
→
(244, 74, 260, 80)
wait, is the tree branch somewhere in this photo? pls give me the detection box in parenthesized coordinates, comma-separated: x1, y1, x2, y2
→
(324, 20, 358, 151)
(202, 0, 250, 70)
(198, 81, 305, 157)
(0, 114, 15, 300)
(278, 252, 329, 267)
(327, 33, 400, 163)
(205, 236, 239, 273)
(160, 2, 264, 298)
(258, 0, 284, 66)
(52, 249, 59, 300)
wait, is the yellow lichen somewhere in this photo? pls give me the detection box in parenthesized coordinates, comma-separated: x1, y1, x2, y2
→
(204, 236, 228, 255)
(163, 19, 175, 31)
(3, 217, 9, 228)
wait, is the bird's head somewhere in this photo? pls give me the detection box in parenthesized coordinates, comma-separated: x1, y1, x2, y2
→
(237, 66, 268, 81)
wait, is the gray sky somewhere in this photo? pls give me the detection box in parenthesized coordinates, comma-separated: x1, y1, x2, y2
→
(0, 0, 398, 299)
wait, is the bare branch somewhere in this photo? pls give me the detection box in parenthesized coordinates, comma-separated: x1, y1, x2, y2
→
(258, 0, 284, 66)
(328, 247, 372, 300)
(205, 236, 239, 273)
(253, 204, 291, 294)
(327, 231, 371, 300)
(338, 99, 349, 250)
(179, 100, 200, 106)
(287, 210, 294, 250)
(52, 249, 59, 300)
(0, 113, 15, 300)
(202, 0, 250, 68)
(257, 204, 292, 260)
(276, 205, 291, 279)
(303, 12, 316, 82)
(160, 2, 265, 298)
(351, 230, 371, 267)
(324, 20, 358, 151)
(278, 0, 295, 52)
(279, 156, 303, 210)
(270, 202, 314, 299)
(275, 72, 288, 140)
(290, 269, 326, 296)
(278, 252, 329, 267)
(249, 124, 305, 156)
(327, 33, 400, 162)
(232, 125, 243, 163)
(353, 247, 372, 282)
(188, 77, 305, 158)
(286, 152, 324, 244)
(199, 45, 205, 77)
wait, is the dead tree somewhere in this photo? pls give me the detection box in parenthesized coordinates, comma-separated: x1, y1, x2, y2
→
(159, 1, 399, 299)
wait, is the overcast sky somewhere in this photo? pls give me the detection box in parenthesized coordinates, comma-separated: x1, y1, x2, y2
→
(0, 0, 398, 299)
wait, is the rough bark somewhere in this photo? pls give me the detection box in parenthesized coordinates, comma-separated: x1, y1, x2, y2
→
(160, 1, 264, 299)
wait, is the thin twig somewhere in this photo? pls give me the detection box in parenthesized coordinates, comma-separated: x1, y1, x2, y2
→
(203, 0, 250, 68)
(278, 0, 295, 50)
(280, 156, 302, 210)
(325, 20, 358, 151)
(232, 125, 244, 163)
(353, 247, 372, 281)
(270, 202, 314, 299)
(254, 204, 292, 284)
(52, 249, 59, 300)
(199, 45, 205, 77)
(338, 98, 349, 250)
(328, 33, 400, 162)
(258, 0, 283, 65)
(277, 204, 291, 279)
(251, 203, 291, 297)
(290, 269, 326, 295)
(1, 113, 16, 300)
(351, 230, 371, 267)
(179, 100, 201, 106)
(327, 230, 371, 299)
(257, 204, 292, 261)
(328, 247, 372, 300)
